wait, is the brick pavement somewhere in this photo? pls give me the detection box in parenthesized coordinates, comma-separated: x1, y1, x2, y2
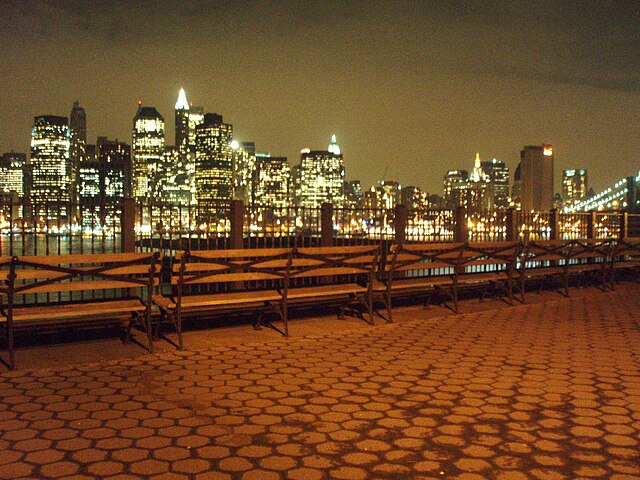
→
(1, 285, 639, 480)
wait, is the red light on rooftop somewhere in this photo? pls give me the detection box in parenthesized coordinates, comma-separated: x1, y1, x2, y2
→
(137, 99, 142, 105)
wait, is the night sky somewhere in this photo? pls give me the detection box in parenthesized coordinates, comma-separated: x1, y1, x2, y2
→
(1, 1, 638, 194)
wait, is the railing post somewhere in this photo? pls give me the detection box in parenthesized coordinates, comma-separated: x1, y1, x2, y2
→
(394, 204, 407, 245)
(321, 203, 334, 247)
(587, 212, 596, 239)
(549, 209, 559, 241)
(505, 207, 517, 242)
(230, 200, 244, 249)
(454, 206, 467, 242)
(121, 197, 136, 253)
(619, 212, 628, 239)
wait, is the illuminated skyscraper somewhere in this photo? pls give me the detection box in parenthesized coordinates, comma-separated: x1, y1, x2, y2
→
(100, 140, 132, 201)
(132, 104, 165, 200)
(401, 185, 428, 210)
(0, 152, 27, 198)
(443, 169, 469, 209)
(376, 180, 401, 209)
(562, 169, 588, 209)
(69, 101, 86, 204)
(481, 158, 510, 210)
(157, 146, 192, 205)
(30, 115, 70, 218)
(232, 141, 256, 204)
(188, 106, 205, 150)
(297, 135, 345, 208)
(345, 180, 363, 207)
(519, 145, 554, 211)
(195, 113, 234, 205)
(468, 153, 492, 211)
(254, 154, 290, 208)
(175, 87, 190, 155)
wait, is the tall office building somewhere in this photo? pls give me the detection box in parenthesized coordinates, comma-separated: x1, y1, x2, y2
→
(376, 180, 401, 210)
(175, 87, 190, 155)
(401, 185, 428, 210)
(296, 135, 345, 208)
(0, 152, 27, 198)
(468, 153, 492, 211)
(519, 145, 554, 211)
(78, 139, 131, 229)
(158, 146, 192, 205)
(100, 140, 132, 201)
(443, 169, 469, 209)
(30, 115, 71, 218)
(132, 104, 165, 200)
(562, 169, 588, 208)
(481, 158, 510, 210)
(195, 113, 234, 205)
(69, 101, 86, 204)
(254, 155, 290, 208)
(188, 106, 205, 150)
(345, 180, 363, 207)
(232, 141, 256, 204)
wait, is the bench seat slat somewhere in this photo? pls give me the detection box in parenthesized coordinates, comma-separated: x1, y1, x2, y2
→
(179, 290, 282, 309)
(4, 299, 145, 323)
(287, 284, 366, 300)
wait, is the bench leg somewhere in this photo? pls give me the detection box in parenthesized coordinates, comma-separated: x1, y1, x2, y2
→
(4, 322, 15, 370)
(175, 312, 183, 351)
(253, 312, 263, 331)
(283, 302, 289, 337)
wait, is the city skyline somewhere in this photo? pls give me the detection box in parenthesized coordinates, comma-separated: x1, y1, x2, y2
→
(1, 2, 639, 194)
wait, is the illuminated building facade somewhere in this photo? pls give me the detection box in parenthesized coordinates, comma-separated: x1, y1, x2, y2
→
(562, 169, 588, 208)
(78, 139, 131, 229)
(175, 87, 190, 155)
(481, 158, 510, 210)
(345, 180, 363, 207)
(443, 169, 469, 209)
(195, 113, 234, 205)
(232, 141, 256, 204)
(376, 180, 401, 210)
(30, 115, 71, 218)
(297, 136, 345, 208)
(158, 146, 192, 205)
(401, 185, 428, 210)
(468, 153, 492, 211)
(254, 154, 290, 208)
(69, 101, 86, 204)
(100, 140, 132, 201)
(188, 106, 204, 150)
(0, 152, 26, 198)
(519, 145, 554, 211)
(132, 105, 165, 200)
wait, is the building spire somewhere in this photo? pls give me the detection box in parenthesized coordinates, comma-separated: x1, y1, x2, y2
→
(328, 134, 341, 155)
(471, 152, 487, 182)
(175, 87, 189, 110)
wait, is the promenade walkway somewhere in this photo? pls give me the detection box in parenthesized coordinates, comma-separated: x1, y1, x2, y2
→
(1, 284, 639, 479)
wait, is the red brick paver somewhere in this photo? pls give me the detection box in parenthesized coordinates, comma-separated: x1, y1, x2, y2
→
(1, 285, 640, 479)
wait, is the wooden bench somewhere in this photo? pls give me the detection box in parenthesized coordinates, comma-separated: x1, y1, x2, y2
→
(154, 248, 292, 347)
(518, 240, 573, 298)
(518, 239, 614, 299)
(612, 237, 640, 283)
(377, 242, 465, 321)
(284, 245, 380, 326)
(458, 241, 520, 304)
(0, 252, 160, 370)
(155, 245, 379, 345)
(568, 239, 615, 290)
